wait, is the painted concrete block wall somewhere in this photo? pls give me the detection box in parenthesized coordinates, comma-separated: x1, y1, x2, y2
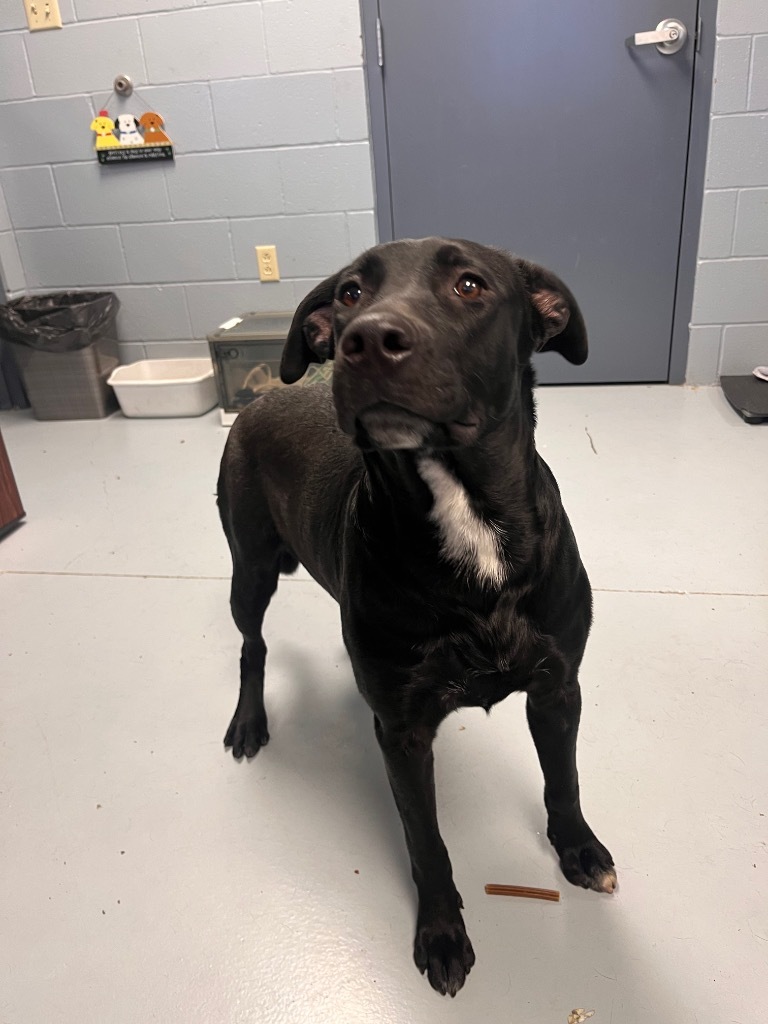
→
(687, 1, 768, 383)
(0, 179, 27, 295)
(2, 1, 764, 382)
(0, 0, 376, 360)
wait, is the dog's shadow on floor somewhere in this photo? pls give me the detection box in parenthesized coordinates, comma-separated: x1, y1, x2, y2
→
(250, 643, 415, 896)
(245, 642, 548, 897)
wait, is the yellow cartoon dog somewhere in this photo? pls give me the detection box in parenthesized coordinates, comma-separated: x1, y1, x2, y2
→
(90, 110, 119, 149)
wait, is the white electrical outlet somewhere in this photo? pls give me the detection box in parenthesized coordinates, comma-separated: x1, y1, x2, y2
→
(255, 245, 280, 282)
(24, 0, 62, 31)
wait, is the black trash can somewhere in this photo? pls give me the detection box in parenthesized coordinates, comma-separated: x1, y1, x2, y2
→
(0, 292, 120, 420)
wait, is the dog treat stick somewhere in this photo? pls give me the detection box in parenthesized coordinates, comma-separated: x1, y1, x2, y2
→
(484, 884, 561, 902)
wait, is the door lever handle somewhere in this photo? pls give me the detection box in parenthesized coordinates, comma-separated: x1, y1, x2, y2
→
(631, 18, 687, 54)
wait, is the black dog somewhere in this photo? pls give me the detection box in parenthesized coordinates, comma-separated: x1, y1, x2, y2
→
(217, 237, 615, 997)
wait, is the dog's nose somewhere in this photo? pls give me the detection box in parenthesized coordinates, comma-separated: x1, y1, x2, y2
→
(339, 315, 413, 369)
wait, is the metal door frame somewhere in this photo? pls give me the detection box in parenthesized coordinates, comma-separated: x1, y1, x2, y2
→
(359, 0, 718, 384)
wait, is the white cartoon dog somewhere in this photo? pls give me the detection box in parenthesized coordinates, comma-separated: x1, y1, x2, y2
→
(115, 114, 143, 146)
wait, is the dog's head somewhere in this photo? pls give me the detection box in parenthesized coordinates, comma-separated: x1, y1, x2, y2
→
(116, 114, 139, 132)
(281, 237, 587, 451)
(90, 111, 114, 134)
(139, 112, 163, 129)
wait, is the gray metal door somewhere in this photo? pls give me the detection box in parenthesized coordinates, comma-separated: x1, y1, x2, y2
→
(366, 0, 700, 383)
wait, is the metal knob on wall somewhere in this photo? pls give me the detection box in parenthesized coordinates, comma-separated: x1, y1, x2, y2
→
(113, 75, 134, 98)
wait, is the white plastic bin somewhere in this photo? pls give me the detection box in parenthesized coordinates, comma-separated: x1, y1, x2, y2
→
(108, 358, 217, 418)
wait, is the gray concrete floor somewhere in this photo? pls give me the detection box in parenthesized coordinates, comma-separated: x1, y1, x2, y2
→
(1, 385, 766, 1024)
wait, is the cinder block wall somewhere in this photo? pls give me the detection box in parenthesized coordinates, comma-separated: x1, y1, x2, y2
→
(0, 0, 375, 360)
(687, 2, 768, 382)
(2, 2, 766, 381)
(0, 178, 27, 295)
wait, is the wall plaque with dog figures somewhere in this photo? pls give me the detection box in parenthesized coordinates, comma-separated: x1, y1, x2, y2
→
(89, 109, 174, 164)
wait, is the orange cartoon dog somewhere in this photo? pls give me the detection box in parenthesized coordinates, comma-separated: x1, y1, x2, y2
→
(138, 111, 172, 146)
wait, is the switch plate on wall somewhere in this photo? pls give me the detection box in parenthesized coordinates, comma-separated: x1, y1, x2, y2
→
(256, 245, 280, 282)
(24, 0, 62, 31)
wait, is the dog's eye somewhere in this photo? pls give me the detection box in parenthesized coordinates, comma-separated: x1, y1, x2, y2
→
(339, 283, 362, 307)
(454, 275, 485, 301)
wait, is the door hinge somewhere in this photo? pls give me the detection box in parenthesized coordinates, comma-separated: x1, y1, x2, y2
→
(376, 16, 384, 68)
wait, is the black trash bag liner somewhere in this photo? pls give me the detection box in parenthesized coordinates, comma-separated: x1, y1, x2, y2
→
(0, 292, 119, 353)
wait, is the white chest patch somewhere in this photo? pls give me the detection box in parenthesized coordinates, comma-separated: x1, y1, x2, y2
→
(417, 457, 506, 587)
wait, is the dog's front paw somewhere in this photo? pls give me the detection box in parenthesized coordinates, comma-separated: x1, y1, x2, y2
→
(550, 828, 616, 894)
(224, 710, 269, 760)
(413, 912, 475, 997)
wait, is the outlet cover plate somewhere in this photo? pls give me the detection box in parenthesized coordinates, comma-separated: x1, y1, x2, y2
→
(25, 0, 63, 31)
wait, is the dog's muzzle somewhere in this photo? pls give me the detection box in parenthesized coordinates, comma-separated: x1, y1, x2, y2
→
(335, 311, 480, 450)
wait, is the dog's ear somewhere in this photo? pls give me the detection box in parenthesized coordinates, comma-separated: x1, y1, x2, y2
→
(280, 273, 341, 384)
(517, 259, 588, 365)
